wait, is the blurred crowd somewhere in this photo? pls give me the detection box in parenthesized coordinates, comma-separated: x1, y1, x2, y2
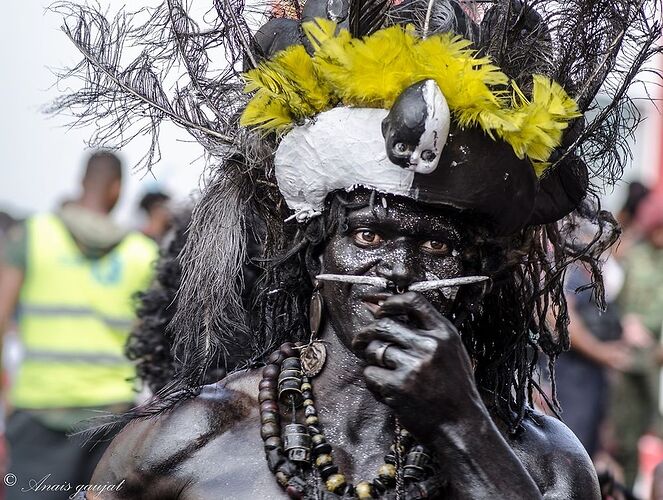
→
(548, 181, 663, 499)
(2, 149, 663, 499)
(0, 151, 174, 500)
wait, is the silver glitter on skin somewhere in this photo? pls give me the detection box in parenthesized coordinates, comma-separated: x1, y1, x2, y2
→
(318, 191, 481, 356)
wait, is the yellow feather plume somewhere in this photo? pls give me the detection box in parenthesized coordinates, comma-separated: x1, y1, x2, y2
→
(240, 18, 580, 171)
(302, 18, 337, 51)
(240, 92, 293, 132)
(498, 76, 581, 175)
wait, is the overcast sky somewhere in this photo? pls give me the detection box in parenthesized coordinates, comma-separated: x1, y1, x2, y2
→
(0, 1, 207, 227)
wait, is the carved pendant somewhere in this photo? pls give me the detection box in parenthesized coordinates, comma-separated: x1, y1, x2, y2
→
(300, 341, 327, 377)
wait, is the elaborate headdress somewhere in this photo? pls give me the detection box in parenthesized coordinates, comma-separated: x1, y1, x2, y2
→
(51, 0, 661, 422)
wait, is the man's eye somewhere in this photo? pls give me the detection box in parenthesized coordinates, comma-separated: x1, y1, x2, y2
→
(422, 240, 450, 255)
(352, 229, 383, 247)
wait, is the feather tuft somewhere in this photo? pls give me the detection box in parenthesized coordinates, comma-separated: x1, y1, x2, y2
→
(241, 19, 581, 168)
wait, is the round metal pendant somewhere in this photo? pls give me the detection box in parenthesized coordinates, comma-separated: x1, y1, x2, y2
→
(300, 341, 327, 378)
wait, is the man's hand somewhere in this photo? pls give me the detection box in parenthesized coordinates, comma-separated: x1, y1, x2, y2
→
(594, 341, 632, 371)
(353, 292, 482, 437)
(622, 314, 654, 349)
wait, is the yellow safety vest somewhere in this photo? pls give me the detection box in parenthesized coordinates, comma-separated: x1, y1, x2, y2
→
(11, 213, 158, 409)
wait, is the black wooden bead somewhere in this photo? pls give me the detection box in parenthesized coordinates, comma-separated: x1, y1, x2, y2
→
(261, 422, 281, 440)
(264, 436, 283, 450)
(263, 364, 280, 379)
(259, 388, 278, 404)
(308, 425, 322, 436)
(312, 442, 332, 457)
(261, 411, 279, 425)
(280, 342, 297, 358)
(281, 357, 302, 370)
(268, 350, 286, 364)
(372, 478, 387, 494)
(341, 483, 355, 496)
(266, 448, 285, 473)
(319, 464, 339, 480)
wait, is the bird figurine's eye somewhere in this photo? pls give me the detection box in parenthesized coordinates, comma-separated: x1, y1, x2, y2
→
(393, 142, 410, 154)
(421, 150, 436, 162)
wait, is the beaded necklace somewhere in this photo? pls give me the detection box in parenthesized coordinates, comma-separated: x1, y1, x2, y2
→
(259, 342, 444, 499)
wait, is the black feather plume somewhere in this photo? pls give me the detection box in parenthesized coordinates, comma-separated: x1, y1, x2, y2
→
(349, 0, 392, 36)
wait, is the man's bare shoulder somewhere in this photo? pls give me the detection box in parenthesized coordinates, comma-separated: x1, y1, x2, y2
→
(90, 370, 262, 498)
(508, 410, 600, 499)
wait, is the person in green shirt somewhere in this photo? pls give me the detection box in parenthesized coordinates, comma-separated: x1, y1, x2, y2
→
(0, 151, 158, 499)
(614, 194, 663, 488)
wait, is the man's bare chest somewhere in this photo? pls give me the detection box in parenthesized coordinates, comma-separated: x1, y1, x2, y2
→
(169, 429, 459, 500)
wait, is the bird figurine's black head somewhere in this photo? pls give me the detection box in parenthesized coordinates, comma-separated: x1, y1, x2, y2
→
(381, 79, 450, 174)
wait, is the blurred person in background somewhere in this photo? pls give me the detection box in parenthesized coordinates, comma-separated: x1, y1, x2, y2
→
(617, 182, 651, 232)
(557, 260, 627, 458)
(0, 211, 21, 500)
(139, 191, 172, 244)
(613, 192, 663, 488)
(0, 151, 158, 498)
(613, 182, 650, 261)
(550, 215, 632, 497)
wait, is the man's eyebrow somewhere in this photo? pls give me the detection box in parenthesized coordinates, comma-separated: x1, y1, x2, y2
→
(344, 211, 463, 239)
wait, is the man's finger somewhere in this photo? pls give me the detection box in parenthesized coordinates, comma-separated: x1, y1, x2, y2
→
(376, 292, 452, 332)
(363, 340, 415, 369)
(363, 365, 402, 407)
(353, 317, 424, 352)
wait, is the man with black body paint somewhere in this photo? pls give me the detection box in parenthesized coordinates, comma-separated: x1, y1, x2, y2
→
(86, 192, 599, 499)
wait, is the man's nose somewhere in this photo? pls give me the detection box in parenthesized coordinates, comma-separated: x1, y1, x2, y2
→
(376, 245, 419, 291)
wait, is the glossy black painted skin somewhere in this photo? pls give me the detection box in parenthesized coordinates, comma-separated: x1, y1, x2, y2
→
(88, 194, 600, 499)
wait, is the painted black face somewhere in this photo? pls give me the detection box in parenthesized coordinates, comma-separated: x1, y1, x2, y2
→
(319, 190, 479, 352)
